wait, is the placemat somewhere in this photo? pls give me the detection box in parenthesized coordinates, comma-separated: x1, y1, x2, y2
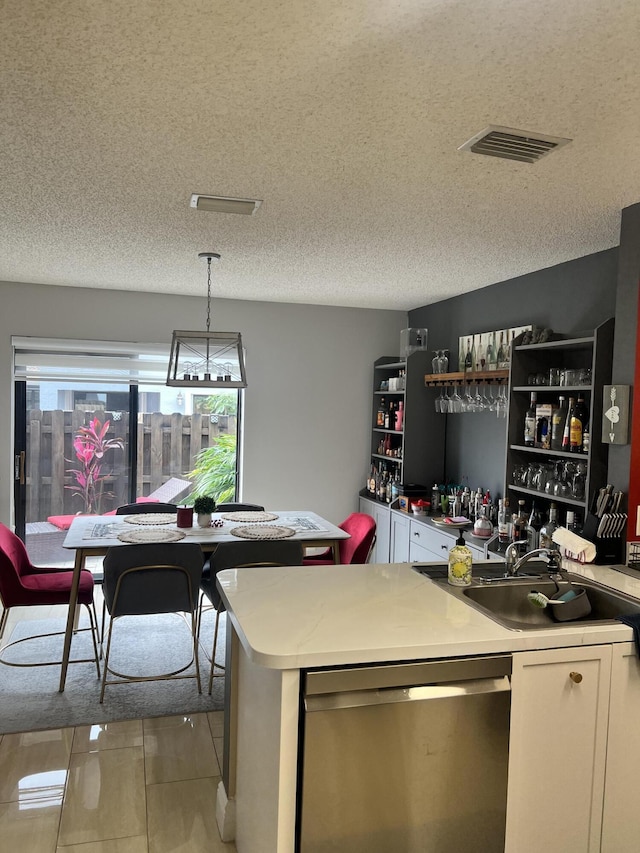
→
(123, 513, 177, 525)
(230, 525, 296, 540)
(222, 511, 279, 523)
(117, 528, 186, 544)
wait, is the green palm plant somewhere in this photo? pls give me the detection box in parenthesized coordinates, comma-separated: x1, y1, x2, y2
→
(187, 433, 237, 505)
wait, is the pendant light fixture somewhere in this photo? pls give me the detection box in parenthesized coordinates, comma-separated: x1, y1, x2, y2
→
(166, 252, 247, 388)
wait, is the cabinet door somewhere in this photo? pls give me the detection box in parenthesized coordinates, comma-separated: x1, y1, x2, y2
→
(360, 498, 391, 563)
(390, 511, 410, 562)
(601, 641, 640, 853)
(506, 645, 612, 853)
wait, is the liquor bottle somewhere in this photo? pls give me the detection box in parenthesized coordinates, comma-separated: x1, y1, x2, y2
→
(535, 404, 550, 449)
(464, 338, 473, 372)
(569, 393, 589, 453)
(551, 396, 568, 450)
(471, 338, 477, 373)
(539, 503, 559, 548)
(497, 498, 512, 545)
(377, 397, 386, 427)
(368, 464, 376, 495)
(562, 396, 576, 450)
(524, 392, 537, 446)
(395, 401, 404, 431)
(528, 503, 543, 550)
(391, 472, 401, 504)
(512, 500, 528, 549)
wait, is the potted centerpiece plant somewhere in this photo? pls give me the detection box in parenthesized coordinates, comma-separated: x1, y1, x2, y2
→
(193, 494, 217, 528)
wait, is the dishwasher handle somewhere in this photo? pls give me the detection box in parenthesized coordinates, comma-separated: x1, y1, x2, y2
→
(305, 675, 511, 713)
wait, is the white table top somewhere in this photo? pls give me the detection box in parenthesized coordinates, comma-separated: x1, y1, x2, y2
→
(62, 510, 348, 550)
(217, 559, 640, 670)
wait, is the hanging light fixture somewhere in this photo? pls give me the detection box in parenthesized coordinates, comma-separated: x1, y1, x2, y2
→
(166, 252, 247, 388)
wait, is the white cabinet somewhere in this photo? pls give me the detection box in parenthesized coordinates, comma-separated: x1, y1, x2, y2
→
(358, 497, 390, 563)
(390, 511, 410, 562)
(601, 641, 640, 852)
(506, 645, 612, 853)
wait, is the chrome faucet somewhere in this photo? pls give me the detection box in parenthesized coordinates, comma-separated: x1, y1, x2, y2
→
(504, 544, 563, 577)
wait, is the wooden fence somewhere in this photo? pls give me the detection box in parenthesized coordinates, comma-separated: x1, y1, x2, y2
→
(25, 410, 236, 522)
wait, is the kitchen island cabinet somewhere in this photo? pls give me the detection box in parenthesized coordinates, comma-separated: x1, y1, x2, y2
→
(601, 642, 640, 852)
(215, 561, 640, 853)
(505, 645, 612, 853)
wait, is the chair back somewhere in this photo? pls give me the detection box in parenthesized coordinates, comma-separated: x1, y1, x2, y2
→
(204, 539, 303, 608)
(103, 543, 204, 616)
(0, 523, 33, 605)
(338, 513, 377, 564)
(115, 503, 178, 515)
(216, 503, 265, 513)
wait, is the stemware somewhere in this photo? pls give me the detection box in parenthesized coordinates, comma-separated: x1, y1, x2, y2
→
(431, 351, 440, 374)
(438, 349, 449, 373)
(449, 384, 462, 414)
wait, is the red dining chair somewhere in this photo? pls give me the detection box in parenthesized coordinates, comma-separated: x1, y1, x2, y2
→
(0, 523, 100, 673)
(303, 512, 376, 566)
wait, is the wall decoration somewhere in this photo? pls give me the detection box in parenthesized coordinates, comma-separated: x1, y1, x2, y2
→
(602, 385, 630, 444)
(458, 325, 532, 371)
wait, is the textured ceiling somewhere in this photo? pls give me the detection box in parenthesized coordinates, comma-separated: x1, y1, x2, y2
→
(2, 0, 640, 310)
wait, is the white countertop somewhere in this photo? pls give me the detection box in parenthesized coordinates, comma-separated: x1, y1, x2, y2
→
(217, 559, 640, 669)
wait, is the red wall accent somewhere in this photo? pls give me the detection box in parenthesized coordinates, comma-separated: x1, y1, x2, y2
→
(627, 281, 640, 540)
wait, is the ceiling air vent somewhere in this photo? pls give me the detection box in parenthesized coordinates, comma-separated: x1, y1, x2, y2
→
(458, 125, 571, 163)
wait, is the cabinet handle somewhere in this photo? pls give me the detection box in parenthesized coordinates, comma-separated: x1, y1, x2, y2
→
(441, 544, 447, 550)
(569, 671, 583, 684)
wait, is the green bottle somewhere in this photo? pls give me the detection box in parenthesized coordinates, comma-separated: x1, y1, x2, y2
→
(448, 532, 473, 587)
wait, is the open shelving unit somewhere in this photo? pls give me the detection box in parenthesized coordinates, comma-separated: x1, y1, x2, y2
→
(505, 317, 615, 523)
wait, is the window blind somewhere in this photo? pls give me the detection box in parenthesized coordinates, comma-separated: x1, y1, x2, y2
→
(12, 337, 171, 386)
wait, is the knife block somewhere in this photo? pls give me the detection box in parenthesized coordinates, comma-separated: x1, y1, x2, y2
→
(581, 512, 624, 564)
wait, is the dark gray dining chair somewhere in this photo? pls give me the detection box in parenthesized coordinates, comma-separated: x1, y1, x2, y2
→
(216, 503, 265, 512)
(100, 542, 204, 702)
(199, 539, 303, 693)
(115, 502, 178, 514)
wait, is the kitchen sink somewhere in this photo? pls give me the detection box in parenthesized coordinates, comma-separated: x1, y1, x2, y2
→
(414, 562, 640, 630)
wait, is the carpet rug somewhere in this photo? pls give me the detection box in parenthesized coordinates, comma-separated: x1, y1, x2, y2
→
(0, 610, 226, 734)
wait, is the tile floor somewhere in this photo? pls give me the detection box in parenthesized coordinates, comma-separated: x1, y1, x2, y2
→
(1, 590, 236, 852)
(0, 711, 236, 852)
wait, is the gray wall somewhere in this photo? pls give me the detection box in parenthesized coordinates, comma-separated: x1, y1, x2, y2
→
(408, 249, 619, 499)
(1, 281, 406, 528)
(609, 203, 640, 496)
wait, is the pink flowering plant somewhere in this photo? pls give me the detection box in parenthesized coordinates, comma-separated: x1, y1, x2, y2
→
(65, 418, 125, 514)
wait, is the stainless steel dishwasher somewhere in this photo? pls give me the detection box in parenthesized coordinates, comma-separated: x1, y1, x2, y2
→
(298, 655, 511, 853)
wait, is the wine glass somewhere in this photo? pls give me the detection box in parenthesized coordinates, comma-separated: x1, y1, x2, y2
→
(431, 351, 440, 374)
(449, 384, 462, 414)
(438, 349, 449, 373)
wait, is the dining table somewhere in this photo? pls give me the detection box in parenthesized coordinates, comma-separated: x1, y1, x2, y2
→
(59, 509, 349, 692)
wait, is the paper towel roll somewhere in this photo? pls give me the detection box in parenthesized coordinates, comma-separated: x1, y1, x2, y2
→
(552, 527, 597, 563)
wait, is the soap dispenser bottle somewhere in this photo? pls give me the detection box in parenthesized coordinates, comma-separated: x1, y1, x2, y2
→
(448, 532, 473, 587)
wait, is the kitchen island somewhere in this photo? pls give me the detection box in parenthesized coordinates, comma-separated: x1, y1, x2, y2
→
(215, 559, 640, 853)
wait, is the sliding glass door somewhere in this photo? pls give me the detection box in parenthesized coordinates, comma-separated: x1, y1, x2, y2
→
(12, 338, 242, 563)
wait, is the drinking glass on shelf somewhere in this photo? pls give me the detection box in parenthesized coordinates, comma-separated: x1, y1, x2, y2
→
(572, 462, 587, 500)
(549, 367, 561, 386)
(450, 384, 463, 414)
(438, 350, 449, 373)
(431, 351, 440, 374)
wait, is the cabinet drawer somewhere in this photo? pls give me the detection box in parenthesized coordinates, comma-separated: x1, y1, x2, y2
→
(409, 541, 443, 563)
(409, 520, 452, 559)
